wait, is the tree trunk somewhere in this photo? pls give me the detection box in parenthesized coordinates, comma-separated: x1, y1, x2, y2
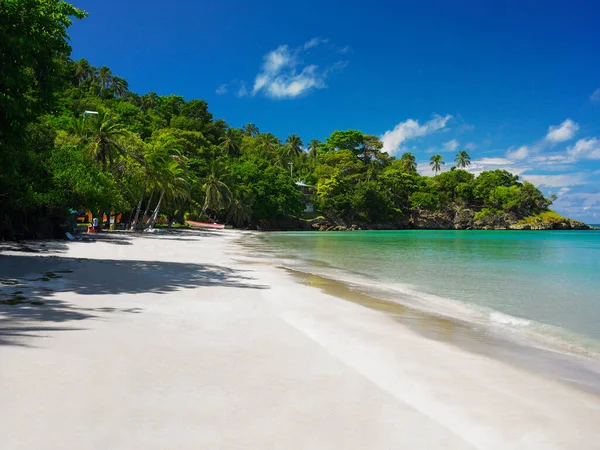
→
(142, 190, 154, 223)
(130, 177, 148, 230)
(147, 190, 165, 229)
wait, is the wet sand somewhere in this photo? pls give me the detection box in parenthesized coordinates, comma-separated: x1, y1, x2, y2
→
(285, 268, 600, 397)
(2, 230, 600, 449)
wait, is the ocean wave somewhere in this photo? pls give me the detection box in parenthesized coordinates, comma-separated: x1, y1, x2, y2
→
(489, 312, 532, 326)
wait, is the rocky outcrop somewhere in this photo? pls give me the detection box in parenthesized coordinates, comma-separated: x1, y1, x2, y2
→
(254, 210, 593, 232)
(409, 211, 454, 229)
(508, 217, 591, 231)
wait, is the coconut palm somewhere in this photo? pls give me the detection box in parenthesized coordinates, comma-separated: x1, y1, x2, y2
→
(140, 92, 159, 111)
(202, 168, 232, 218)
(74, 58, 93, 87)
(145, 135, 188, 229)
(399, 152, 417, 174)
(147, 160, 189, 229)
(130, 137, 171, 229)
(73, 112, 127, 170)
(455, 150, 471, 168)
(308, 139, 320, 158)
(285, 134, 303, 158)
(257, 133, 280, 158)
(220, 128, 242, 156)
(243, 123, 259, 137)
(227, 196, 253, 227)
(97, 66, 112, 95)
(429, 154, 445, 174)
(111, 76, 129, 97)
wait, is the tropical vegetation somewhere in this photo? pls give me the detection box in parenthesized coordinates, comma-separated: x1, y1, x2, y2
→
(0, 0, 564, 239)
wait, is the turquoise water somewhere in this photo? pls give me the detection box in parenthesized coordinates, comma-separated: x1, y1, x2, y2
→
(259, 230, 600, 352)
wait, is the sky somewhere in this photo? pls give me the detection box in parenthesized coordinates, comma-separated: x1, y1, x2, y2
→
(69, 0, 600, 221)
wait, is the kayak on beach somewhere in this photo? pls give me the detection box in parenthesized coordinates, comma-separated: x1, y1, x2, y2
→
(186, 220, 225, 230)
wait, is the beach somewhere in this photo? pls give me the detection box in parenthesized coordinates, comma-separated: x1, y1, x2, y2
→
(1, 230, 600, 449)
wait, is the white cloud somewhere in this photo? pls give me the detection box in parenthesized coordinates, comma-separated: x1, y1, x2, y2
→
(337, 45, 352, 54)
(591, 88, 600, 104)
(465, 142, 477, 150)
(545, 119, 579, 143)
(443, 139, 459, 152)
(215, 84, 228, 95)
(244, 40, 347, 99)
(530, 154, 576, 165)
(506, 145, 529, 160)
(237, 82, 248, 97)
(466, 160, 528, 177)
(521, 173, 588, 188)
(380, 115, 453, 155)
(477, 157, 514, 165)
(566, 137, 600, 160)
(303, 37, 329, 50)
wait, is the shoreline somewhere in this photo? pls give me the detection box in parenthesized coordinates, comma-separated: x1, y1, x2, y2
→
(285, 267, 600, 397)
(2, 230, 600, 448)
(237, 232, 600, 397)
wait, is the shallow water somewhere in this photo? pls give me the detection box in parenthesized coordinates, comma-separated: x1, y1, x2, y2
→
(257, 230, 600, 354)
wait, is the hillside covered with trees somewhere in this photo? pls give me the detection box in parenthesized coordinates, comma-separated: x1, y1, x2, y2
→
(0, 1, 589, 239)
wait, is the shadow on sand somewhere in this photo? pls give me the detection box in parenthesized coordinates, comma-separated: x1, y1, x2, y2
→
(0, 245, 266, 347)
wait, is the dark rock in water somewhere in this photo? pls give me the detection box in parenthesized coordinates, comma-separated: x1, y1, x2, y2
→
(410, 211, 454, 229)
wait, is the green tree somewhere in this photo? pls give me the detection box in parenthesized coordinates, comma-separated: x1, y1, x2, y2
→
(140, 92, 159, 111)
(399, 152, 417, 174)
(97, 66, 112, 95)
(202, 167, 232, 218)
(243, 123, 259, 136)
(308, 139, 320, 158)
(227, 196, 253, 227)
(360, 135, 384, 164)
(455, 150, 471, 168)
(111, 76, 129, 97)
(322, 130, 363, 156)
(75, 111, 128, 170)
(74, 58, 93, 87)
(220, 128, 242, 157)
(285, 134, 304, 158)
(0, 0, 86, 239)
(429, 154, 444, 174)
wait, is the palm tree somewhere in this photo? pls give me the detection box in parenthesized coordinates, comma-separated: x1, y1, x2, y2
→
(147, 160, 189, 229)
(227, 197, 253, 227)
(455, 150, 471, 169)
(399, 152, 417, 174)
(243, 123, 259, 137)
(285, 134, 303, 158)
(111, 76, 129, 97)
(145, 135, 188, 229)
(97, 66, 112, 95)
(74, 112, 127, 170)
(140, 92, 158, 111)
(308, 139, 320, 158)
(74, 58, 93, 87)
(429, 154, 445, 174)
(220, 128, 242, 156)
(202, 169, 232, 218)
(258, 133, 281, 151)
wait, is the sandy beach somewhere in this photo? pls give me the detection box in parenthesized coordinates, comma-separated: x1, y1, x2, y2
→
(1, 230, 600, 449)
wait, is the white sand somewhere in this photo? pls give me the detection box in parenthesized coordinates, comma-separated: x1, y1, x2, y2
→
(1, 230, 599, 449)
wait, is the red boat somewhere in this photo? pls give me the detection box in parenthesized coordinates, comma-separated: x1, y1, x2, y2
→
(187, 220, 225, 230)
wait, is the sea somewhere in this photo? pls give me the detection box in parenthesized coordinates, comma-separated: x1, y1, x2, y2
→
(250, 229, 600, 390)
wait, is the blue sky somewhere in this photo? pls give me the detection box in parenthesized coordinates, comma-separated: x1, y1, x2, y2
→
(70, 0, 600, 221)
